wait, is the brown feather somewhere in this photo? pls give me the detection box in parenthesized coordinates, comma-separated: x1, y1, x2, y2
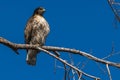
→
(24, 8, 50, 65)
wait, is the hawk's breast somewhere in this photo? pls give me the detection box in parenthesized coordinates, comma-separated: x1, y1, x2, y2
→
(34, 15, 50, 34)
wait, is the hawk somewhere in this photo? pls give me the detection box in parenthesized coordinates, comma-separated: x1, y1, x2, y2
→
(24, 7, 50, 65)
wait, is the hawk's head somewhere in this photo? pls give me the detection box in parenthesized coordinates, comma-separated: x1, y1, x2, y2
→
(33, 7, 46, 16)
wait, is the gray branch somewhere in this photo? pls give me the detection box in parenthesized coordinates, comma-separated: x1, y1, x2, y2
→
(0, 37, 120, 68)
(0, 37, 120, 79)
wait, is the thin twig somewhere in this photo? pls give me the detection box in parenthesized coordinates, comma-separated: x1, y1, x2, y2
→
(68, 66, 71, 80)
(78, 72, 82, 80)
(54, 59, 57, 74)
(68, 53, 76, 80)
(53, 51, 60, 57)
(63, 64, 67, 80)
(102, 42, 115, 59)
(95, 62, 107, 75)
(106, 64, 112, 80)
(107, 0, 120, 22)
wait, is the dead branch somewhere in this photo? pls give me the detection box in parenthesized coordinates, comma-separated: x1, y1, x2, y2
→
(0, 37, 100, 79)
(107, 0, 120, 22)
(37, 47, 100, 79)
(1, 37, 120, 79)
(63, 63, 67, 80)
(102, 42, 115, 59)
(42, 46, 120, 68)
(0, 37, 120, 68)
(106, 64, 112, 80)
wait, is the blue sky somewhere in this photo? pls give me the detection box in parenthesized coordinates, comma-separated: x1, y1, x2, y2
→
(0, 0, 120, 80)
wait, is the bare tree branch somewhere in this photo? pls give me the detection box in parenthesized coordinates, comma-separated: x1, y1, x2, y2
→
(0, 37, 120, 68)
(54, 59, 57, 74)
(106, 64, 112, 80)
(1, 37, 120, 79)
(0, 37, 100, 79)
(42, 46, 120, 68)
(37, 47, 100, 79)
(95, 62, 107, 75)
(53, 51, 60, 57)
(63, 64, 67, 80)
(107, 0, 120, 22)
(102, 42, 115, 59)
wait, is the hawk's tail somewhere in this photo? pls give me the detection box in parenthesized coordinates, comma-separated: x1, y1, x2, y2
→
(26, 49, 39, 66)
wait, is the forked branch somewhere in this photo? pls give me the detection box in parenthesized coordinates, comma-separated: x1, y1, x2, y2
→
(0, 37, 120, 79)
(0, 37, 120, 68)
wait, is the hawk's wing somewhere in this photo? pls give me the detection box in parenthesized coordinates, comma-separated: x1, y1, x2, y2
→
(24, 17, 34, 44)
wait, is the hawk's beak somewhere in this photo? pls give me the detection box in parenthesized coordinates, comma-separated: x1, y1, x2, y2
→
(43, 9, 46, 12)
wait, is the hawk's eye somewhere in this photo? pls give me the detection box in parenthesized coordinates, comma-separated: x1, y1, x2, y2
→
(39, 8, 43, 10)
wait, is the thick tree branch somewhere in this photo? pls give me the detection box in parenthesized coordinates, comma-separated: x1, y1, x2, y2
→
(0, 37, 120, 68)
(43, 46, 120, 68)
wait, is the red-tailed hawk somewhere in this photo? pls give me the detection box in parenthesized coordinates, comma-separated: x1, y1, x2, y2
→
(24, 7, 50, 65)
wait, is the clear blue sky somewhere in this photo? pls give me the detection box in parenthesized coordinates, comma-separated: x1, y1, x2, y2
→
(0, 0, 120, 80)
